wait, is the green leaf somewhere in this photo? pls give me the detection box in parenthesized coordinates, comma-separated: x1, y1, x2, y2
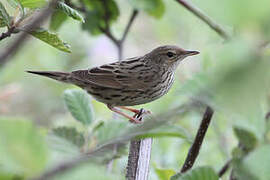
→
(20, 0, 46, 8)
(50, 10, 68, 31)
(53, 127, 85, 147)
(128, 0, 165, 18)
(63, 89, 94, 125)
(136, 124, 192, 142)
(0, 2, 11, 27)
(171, 166, 218, 180)
(29, 29, 71, 53)
(56, 2, 84, 22)
(82, 11, 103, 35)
(233, 126, 257, 152)
(81, 0, 119, 35)
(6, 0, 24, 17)
(155, 167, 176, 180)
(241, 145, 270, 180)
(0, 117, 48, 177)
(97, 121, 130, 144)
(0, 18, 6, 27)
(52, 163, 121, 180)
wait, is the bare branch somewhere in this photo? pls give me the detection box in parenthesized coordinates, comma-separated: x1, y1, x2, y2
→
(0, 27, 18, 41)
(218, 159, 232, 177)
(175, 0, 230, 40)
(181, 106, 214, 173)
(0, 0, 59, 67)
(117, 9, 138, 60)
(120, 10, 138, 43)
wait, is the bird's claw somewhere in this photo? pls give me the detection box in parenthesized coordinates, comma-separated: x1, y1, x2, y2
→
(130, 108, 151, 124)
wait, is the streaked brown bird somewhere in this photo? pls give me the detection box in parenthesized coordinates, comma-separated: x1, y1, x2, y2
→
(27, 45, 199, 123)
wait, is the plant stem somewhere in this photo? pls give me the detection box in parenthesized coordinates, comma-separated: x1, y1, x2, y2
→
(175, 0, 230, 40)
(181, 106, 214, 173)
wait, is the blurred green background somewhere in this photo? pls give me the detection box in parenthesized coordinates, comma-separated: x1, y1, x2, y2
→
(1, 0, 270, 179)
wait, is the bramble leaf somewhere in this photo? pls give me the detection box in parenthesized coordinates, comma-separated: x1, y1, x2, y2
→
(63, 89, 94, 125)
(57, 2, 85, 23)
(29, 29, 71, 53)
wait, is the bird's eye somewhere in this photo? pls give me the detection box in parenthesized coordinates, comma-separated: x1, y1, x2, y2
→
(166, 52, 175, 58)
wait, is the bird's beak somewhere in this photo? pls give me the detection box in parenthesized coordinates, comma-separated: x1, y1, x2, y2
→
(183, 50, 200, 56)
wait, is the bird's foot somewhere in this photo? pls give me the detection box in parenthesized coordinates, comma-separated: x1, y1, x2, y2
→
(130, 108, 151, 123)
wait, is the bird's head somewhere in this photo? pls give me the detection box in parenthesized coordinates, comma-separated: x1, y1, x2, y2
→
(145, 45, 199, 67)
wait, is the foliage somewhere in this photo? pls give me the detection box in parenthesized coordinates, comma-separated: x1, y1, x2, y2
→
(171, 167, 219, 180)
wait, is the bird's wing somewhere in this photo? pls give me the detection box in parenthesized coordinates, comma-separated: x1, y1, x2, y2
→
(71, 58, 151, 90)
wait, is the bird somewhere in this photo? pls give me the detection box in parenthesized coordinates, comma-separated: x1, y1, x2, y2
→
(27, 45, 199, 123)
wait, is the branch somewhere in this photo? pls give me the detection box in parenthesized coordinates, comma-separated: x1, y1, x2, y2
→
(117, 9, 138, 60)
(181, 106, 214, 173)
(126, 109, 152, 180)
(0, 27, 18, 41)
(175, 0, 230, 40)
(120, 10, 138, 43)
(0, 0, 59, 67)
(218, 159, 232, 177)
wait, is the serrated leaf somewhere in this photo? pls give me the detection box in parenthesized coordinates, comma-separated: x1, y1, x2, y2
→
(155, 168, 176, 180)
(171, 166, 218, 180)
(56, 2, 84, 22)
(0, 2, 11, 27)
(136, 124, 192, 142)
(29, 29, 71, 53)
(53, 127, 85, 147)
(234, 126, 257, 152)
(63, 89, 94, 125)
(20, 0, 46, 8)
(0, 117, 48, 177)
(128, 0, 165, 18)
(50, 10, 68, 31)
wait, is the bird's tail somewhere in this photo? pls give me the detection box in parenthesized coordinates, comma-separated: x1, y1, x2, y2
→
(27, 70, 72, 83)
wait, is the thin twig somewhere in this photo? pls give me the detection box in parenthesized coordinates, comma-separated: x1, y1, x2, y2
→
(120, 10, 138, 44)
(218, 159, 232, 177)
(0, 0, 59, 67)
(175, 0, 230, 40)
(117, 9, 138, 60)
(181, 106, 214, 173)
(0, 27, 18, 41)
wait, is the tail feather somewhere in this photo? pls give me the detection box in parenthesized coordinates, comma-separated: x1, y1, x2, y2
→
(27, 70, 71, 83)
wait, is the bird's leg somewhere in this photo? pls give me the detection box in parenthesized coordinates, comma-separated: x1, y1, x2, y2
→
(107, 105, 142, 124)
(118, 106, 152, 117)
(118, 106, 140, 114)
